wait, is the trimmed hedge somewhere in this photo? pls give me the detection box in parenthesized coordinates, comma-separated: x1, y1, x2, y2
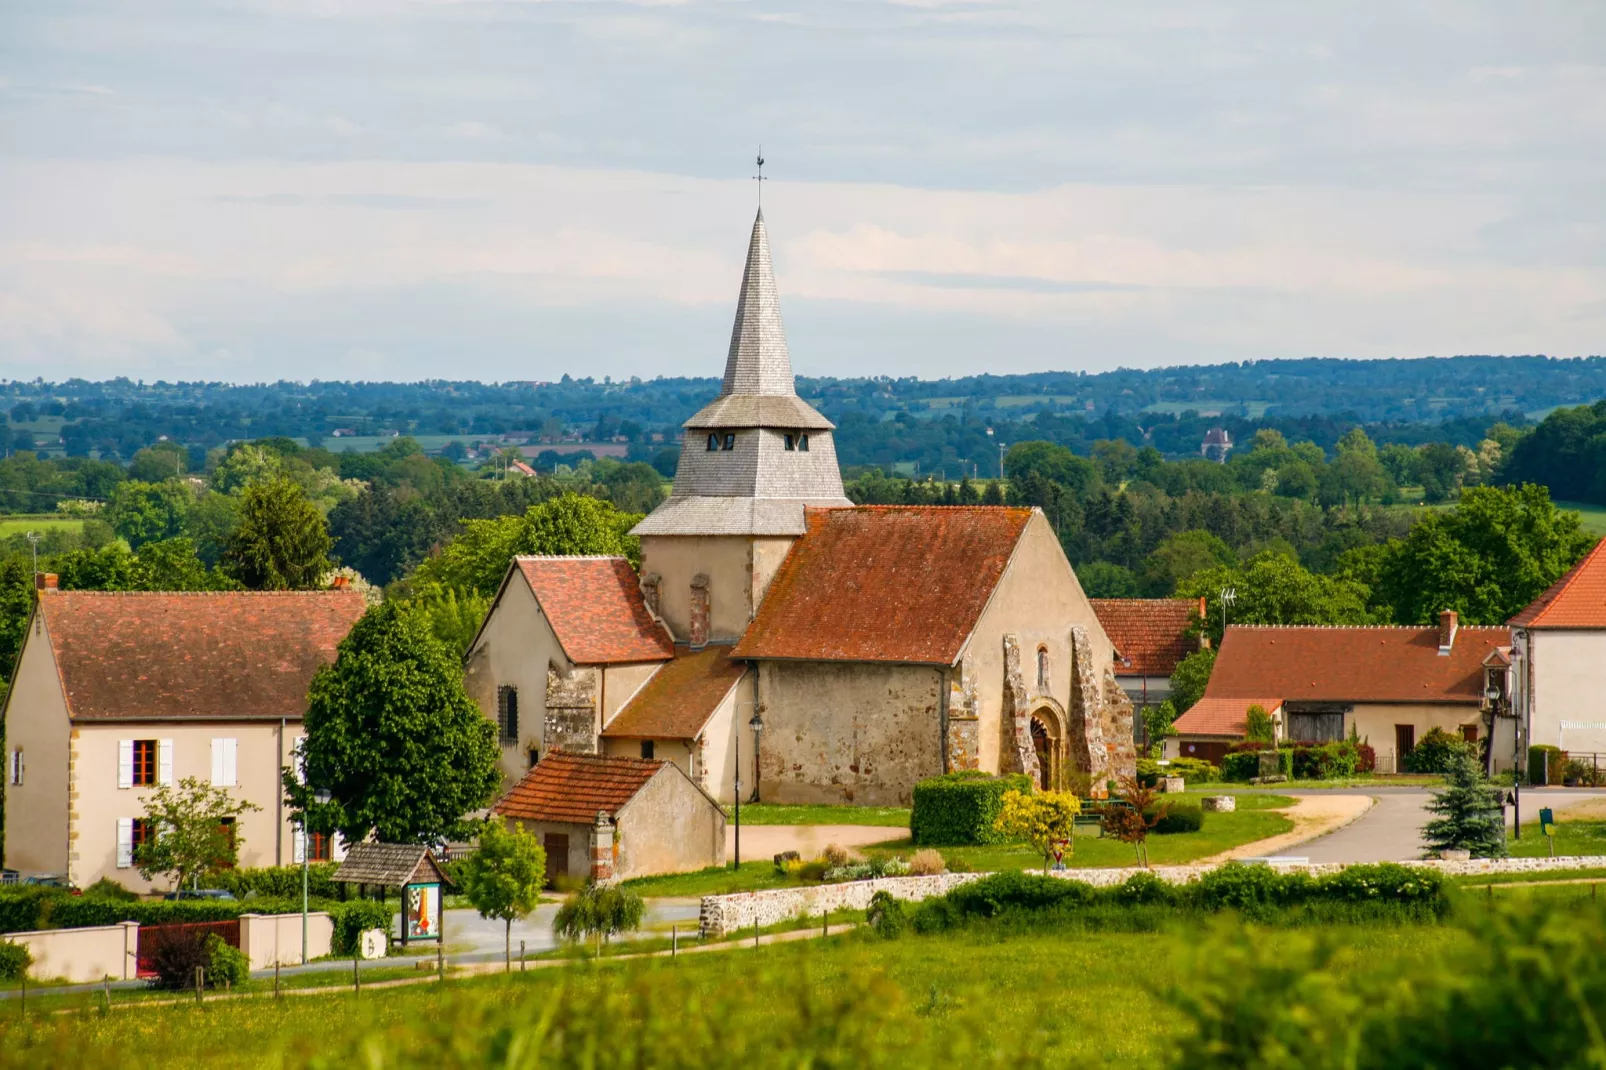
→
(1146, 800, 1204, 834)
(0, 887, 69, 934)
(209, 863, 341, 901)
(331, 899, 395, 956)
(1529, 745, 1564, 785)
(910, 772, 1033, 846)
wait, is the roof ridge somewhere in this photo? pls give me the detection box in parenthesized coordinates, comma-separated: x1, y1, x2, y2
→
(1511, 537, 1606, 627)
(515, 555, 630, 562)
(842, 505, 1033, 514)
(43, 589, 360, 597)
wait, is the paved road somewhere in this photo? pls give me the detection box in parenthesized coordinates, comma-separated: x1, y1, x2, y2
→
(1291, 787, 1606, 863)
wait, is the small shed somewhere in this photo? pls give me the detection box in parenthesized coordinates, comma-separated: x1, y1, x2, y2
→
(332, 843, 453, 947)
(492, 752, 725, 882)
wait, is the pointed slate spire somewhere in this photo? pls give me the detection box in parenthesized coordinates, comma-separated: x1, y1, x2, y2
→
(720, 209, 795, 397)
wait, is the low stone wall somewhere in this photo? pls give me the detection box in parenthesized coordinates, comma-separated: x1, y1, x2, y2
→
(7, 921, 139, 983)
(697, 855, 1606, 937)
(238, 911, 333, 969)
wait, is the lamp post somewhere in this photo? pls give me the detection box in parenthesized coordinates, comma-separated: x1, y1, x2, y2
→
(748, 711, 764, 804)
(302, 788, 330, 965)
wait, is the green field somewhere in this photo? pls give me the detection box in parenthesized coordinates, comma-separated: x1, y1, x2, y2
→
(0, 515, 83, 538)
(732, 803, 911, 826)
(1141, 400, 1272, 418)
(1555, 500, 1606, 536)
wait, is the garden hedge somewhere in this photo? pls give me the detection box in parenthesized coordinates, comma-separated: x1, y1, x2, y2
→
(209, 863, 342, 901)
(910, 772, 1033, 846)
(1145, 800, 1204, 834)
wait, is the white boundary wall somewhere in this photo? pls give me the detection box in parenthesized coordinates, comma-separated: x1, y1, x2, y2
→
(239, 911, 333, 969)
(698, 855, 1606, 937)
(6, 922, 139, 983)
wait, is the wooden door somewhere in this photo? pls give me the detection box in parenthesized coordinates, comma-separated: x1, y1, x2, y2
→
(544, 834, 569, 882)
(1395, 725, 1415, 769)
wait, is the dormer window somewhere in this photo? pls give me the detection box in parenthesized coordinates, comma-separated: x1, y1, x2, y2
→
(723, 433, 736, 451)
(798, 434, 810, 452)
(783, 434, 795, 451)
(707, 434, 719, 451)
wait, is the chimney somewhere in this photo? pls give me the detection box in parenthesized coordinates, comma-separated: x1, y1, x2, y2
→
(330, 575, 350, 589)
(35, 573, 58, 592)
(590, 810, 615, 883)
(1437, 610, 1458, 654)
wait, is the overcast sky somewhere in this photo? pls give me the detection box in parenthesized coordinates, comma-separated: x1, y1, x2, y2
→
(1, 1, 1603, 384)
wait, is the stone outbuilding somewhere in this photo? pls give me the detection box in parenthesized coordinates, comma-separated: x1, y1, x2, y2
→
(491, 752, 725, 881)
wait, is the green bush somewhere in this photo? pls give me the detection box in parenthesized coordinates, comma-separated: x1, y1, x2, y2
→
(1405, 727, 1475, 774)
(330, 899, 395, 956)
(1527, 744, 1564, 785)
(1288, 740, 1361, 780)
(1221, 752, 1260, 782)
(1166, 758, 1219, 784)
(206, 934, 250, 987)
(82, 878, 138, 901)
(0, 887, 70, 933)
(554, 884, 646, 944)
(1136, 758, 1163, 787)
(866, 890, 907, 938)
(209, 863, 341, 901)
(910, 772, 1033, 846)
(1146, 801, 1204, 834)
(0, 940, 31, 981)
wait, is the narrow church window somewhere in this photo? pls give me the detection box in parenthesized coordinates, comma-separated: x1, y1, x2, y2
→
(497, 686, 519, 744)
(527, 747, 540, 769)
(1037, 647, 1049, 690)
(641, 740, 655, 760)
(783, 434, 795, 451)
(798, 434, 810, 451)
(723, 433, 736, 450)
(707, 434, 719, 451)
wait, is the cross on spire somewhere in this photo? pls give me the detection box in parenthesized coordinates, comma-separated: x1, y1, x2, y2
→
(753, 149, 766, 206)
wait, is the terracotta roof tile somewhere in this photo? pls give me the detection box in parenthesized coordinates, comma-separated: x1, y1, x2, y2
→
(492, 752, 664, 825)
(515, 557, 674, 665)
(1171, 695, 1281, 737)
(1202, 624, 1509, 710)
(1091, 598, 1200, 677)
(731, 506, 1034, 664)
(601, 645, 745, 740)
(35, 590, 367, 722)
(1509, 538, 1606, 628)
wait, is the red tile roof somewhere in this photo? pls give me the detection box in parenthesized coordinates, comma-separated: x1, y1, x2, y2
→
(35, 589, 367, 722)
(1171, 695, 1281, 737)
(1091, 598, 1200, 676)
(1170, 623, 1511, 738)
(601, 645, 746, 740)
(732, 506, 1035, 664)
(1509, 538, 1606, 628)
(515, 557, 674, 665)
(492, 752, 665, 825)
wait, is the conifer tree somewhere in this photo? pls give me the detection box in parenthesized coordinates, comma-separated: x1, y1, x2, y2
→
(1421, 751, 1507, 858)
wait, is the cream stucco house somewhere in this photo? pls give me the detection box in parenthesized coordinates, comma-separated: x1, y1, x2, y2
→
(465, 208, 1135, 806)
(1507, 538, 1606, 773)
(1, 581, 366, 891)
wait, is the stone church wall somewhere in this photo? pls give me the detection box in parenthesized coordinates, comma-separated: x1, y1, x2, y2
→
(756, 661, 945, 806)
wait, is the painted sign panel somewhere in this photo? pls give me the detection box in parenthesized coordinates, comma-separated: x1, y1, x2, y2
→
(405, 882, 441, 941)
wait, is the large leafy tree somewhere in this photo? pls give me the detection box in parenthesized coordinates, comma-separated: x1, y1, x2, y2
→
(1374, 484, 1593, 625)
(1177, 548, 1377, 644)
(460, 819, 547, 970)
(55, 538, 235, 592)
(287, 602, 501, 845)
(222, 477, 334, 590)
(107, 479, 191, 549)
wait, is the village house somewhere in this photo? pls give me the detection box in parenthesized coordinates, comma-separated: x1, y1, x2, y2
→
(1, 580, 367, 891)
(491, 751, 724, 881)
(1506, 538, 1606, 770)
(1168, 611, 1510, 771)
(465, 208, 1136, 806)
(1091, 597, 1205, 712)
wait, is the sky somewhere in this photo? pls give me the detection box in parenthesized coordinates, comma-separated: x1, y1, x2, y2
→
(1, 1, 1603, 384)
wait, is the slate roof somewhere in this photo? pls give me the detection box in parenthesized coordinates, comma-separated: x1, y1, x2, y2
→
(33, 589, 366, 722)
(1091, 598, 1200, 677)
(1509, 539, 1606, 628)
(1171, 623, 1510, 737)
(515, 557, 674, 665)
(601, 645, 746, 740)
(492, 752, 665, 825)
(332, 843, 450, 887)
(732, 506, 1035, 665)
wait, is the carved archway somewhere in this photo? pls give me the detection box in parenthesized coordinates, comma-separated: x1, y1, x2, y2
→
(1028, 701, 1068, 792)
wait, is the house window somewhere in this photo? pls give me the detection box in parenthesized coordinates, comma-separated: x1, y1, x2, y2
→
(527, 747, 540, 769)
(1036, 647, 1049, 690)
(707, 434, 719, 451)
(132, 739, 158, 786)
(1460, 724, 1479, 744)
(497, 686, 519, 744)
(723, 434, 735, 450)
(215, 817, 237, 869)
(798, 434, 809, 452)
(131, 818, 152, 854)
(8, 747, 20, 786)
(309, 832, 332, 862)
(783, 434, 795, 451)
(641, 740, 655, 760)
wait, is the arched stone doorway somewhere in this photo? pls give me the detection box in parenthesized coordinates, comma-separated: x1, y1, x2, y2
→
(1028, 703, 1067, 791)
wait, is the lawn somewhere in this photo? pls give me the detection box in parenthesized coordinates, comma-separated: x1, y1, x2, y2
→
(730, 803, 910, 826)
(623, 793, 1295, 897)
(1555, 499, 1606, 536)
(1508, 810, 1606, 859)
(0, 917, 1466, 1069)
(0, 515, 83, 538)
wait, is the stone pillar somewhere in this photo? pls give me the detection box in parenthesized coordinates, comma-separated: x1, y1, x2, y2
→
(590, 811, 615, 883)
(689, 573, 710, 648)
(944, 662, 981, 772)
(1099, 667, 1137, 780)
(1066, 626, 1110, 790)
(998, 635, 1041, 784)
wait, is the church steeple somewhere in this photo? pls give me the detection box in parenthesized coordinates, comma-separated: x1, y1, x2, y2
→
(720, 210, 794, 398)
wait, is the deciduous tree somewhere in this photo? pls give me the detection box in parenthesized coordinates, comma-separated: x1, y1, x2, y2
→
(137, 777, 261, 891)
(222, 477, 333, 590)
(993, 789, 1082, 872)
(460, 819, 547, 971)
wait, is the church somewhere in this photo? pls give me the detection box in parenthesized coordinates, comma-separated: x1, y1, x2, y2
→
(464, 209, 1135, 806)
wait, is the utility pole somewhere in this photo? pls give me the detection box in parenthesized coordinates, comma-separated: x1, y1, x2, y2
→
(25, 531, 40, 579)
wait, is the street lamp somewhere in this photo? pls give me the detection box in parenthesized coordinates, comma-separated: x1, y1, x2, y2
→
(748, 711, 764, 804)
(302, 788, 330, 965)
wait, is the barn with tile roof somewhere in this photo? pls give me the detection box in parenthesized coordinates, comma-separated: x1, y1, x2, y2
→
(465, 207, 1135, 808)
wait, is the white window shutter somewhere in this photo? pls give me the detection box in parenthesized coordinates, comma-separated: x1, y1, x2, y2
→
(211, 739, 224, 786)
(331, 832, 348, 862)
(292, 827, 306, 864)
(116, 818, 133, 869)
(117, 740, 134, 789)
(223, 739, 237, 787)
(157, 740, 174, 785)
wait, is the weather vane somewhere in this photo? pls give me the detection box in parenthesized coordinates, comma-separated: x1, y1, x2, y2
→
(753, 148, 766, 206)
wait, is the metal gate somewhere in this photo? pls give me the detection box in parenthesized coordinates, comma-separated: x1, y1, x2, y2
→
(135, 919, 241, 977)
